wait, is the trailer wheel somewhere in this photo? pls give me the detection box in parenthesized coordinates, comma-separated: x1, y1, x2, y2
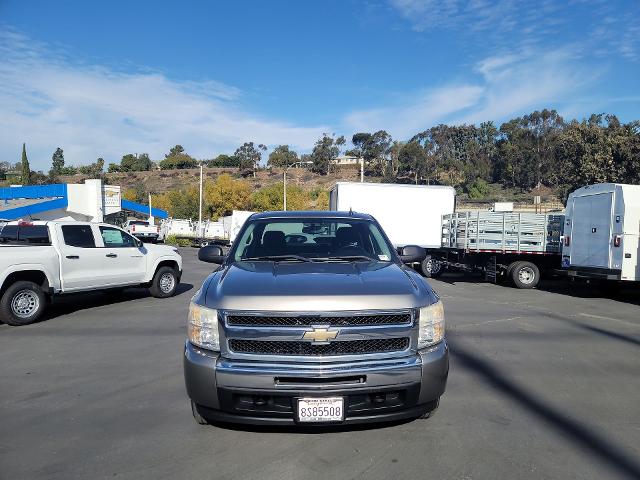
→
(511, 261, 540, 289)
(420, 256, 444, 278)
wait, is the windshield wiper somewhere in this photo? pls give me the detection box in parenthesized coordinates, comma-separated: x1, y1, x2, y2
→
(314, 255, 376, 262)
(241, 255, 311, 263)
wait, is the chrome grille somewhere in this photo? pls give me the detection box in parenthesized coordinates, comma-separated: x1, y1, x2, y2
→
(226, 313, 412, 327)
(228, 338, 410, 356)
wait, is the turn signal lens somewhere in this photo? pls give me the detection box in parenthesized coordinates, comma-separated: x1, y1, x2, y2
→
(188, 302, 220, 351)
(418, 301, 445, 349)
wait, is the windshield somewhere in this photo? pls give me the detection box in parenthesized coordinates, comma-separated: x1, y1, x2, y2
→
(129, 221, 149, 226)
(230, 218, 395, 262)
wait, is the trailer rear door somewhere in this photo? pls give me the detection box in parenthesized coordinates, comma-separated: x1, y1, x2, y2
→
(570, 192, 613, 268)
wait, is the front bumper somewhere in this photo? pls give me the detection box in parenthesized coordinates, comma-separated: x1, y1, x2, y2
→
(183, 340, 449, 425)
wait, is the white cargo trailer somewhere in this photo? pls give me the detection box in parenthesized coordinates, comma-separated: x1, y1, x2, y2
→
(562, 183, 640, 281)
(329, 182, 455, 248)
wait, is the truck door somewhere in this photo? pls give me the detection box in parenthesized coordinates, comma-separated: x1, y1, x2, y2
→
(57, 224, 114, 291)
(570, 193, 613, 268)
(97, 226, 147, 285)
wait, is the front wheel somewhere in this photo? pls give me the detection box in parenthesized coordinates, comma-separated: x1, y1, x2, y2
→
(420, 256, 444, 278)
(0, 281, 46, 326)
(149, 266, 178, 298)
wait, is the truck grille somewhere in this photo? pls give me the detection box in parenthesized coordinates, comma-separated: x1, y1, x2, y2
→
(228, 338, 410, 356)
(226, 313, 412, 327)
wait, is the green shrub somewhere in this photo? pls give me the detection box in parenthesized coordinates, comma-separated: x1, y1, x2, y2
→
(164, 235, 178, 246)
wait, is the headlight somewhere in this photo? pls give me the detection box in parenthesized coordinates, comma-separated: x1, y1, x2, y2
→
(417, 300, 445, 349)
(188, 302, 220, 351)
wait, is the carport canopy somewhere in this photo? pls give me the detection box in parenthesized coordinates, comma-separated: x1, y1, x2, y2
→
(121, 199, 168, 219)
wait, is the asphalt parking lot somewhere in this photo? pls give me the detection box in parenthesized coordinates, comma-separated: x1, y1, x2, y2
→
(1, 249, 639, 480)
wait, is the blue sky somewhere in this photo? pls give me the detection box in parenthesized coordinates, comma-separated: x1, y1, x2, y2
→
(1, 0, 639, 169)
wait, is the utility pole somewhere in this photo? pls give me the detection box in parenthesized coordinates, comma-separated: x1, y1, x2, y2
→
(198, 163, 203, 241)
(283, 167, 288, 211)
(360, 158, 364, 183)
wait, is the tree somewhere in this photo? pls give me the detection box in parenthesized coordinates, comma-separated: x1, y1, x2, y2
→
(203, 174, 253, 217)
(398, 141, 428, 184)
(51, 148, 65, 176)
(351, 130, 392, 175)
(205, 154, 239, 167)
(234, 142, 266, 177)
(251, 182, 308, 211)
(159, 145, 197, 170)
(268, 145, 299, 168)
(310, 133, 345, 174)
(78, 158, 105, 177)
(20, 143, 30, 185)
(120, 153, 153, 172)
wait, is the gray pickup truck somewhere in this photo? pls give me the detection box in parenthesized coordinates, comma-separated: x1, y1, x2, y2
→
(184, 211, 448, 426)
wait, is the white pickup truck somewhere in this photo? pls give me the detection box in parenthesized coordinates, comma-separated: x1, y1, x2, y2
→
(0, 220, 183, 326)
(123, 219, 160, 243)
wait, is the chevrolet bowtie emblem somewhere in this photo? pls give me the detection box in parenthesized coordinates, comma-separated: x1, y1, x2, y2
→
(302, 328, 339, 343)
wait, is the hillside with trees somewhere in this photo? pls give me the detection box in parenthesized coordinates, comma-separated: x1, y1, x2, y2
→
(3, 109, 638, 219)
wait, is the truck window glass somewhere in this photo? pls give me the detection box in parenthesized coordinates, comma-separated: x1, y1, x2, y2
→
(100, 227, 137, 248)
(231, 218, 394, 261)
(0, 225, 18, 244)
(62, 225, 96, 248)
(18, 225, 51, 245)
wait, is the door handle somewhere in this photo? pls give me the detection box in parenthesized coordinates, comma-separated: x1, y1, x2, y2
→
(66, 255, 80, 259)
(106, 253, 118, 258)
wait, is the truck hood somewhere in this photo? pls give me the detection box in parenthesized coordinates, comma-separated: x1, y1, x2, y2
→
(201, 261, 437, 311)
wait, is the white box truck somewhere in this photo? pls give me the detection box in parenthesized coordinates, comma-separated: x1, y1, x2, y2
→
(562, 183, 640, 281)
(329, 182, 456, 248)
(221, 210, 255, 243)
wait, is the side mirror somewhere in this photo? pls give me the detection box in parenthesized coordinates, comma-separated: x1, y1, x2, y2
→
(198, 244, 225, 264)
(399, 245, 426, 264)
(136, 238, 143, 248)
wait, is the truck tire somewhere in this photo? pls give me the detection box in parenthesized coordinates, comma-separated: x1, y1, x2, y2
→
(0, 281, 46, 326)
(420, 256, 444, 278)
(149, 266, 178, 298)
(191, 400, 209, 425)
(510, 261, 540, 289)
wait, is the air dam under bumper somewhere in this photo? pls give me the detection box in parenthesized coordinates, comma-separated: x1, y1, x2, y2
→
(183, 340, 449, 425)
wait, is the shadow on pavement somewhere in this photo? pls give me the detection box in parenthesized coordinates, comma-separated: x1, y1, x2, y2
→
(448, 337, 640, 479)
(38, 282, 194, 323)
(538, 310, 640, 349)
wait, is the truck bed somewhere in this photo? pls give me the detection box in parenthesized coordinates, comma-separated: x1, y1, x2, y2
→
(442, 212, 564, 254)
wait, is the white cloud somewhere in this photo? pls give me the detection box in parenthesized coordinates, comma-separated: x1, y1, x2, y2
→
(342, 48, 598, 138)
(343, 85, 483, 138)
(0, 29, 329, 169)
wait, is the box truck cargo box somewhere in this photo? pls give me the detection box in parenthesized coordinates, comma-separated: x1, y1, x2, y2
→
(329, 182, 455, 248)
(563, 183, 640, 281)
(221, 210, 255, 243)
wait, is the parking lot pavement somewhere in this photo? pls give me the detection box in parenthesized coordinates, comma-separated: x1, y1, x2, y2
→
(1, 250, 639, 480)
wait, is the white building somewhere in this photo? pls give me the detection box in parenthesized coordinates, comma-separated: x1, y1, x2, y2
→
(0, 179, 167, 223)
(332, 155, 363, 166)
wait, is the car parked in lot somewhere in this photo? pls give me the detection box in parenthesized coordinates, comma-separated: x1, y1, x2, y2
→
(185, 211, 448, 426)
(0, 220, 182, 326)
(123, 219, 160, 243)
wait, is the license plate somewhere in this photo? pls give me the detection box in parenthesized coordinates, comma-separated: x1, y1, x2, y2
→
(297, 397, 344, 423)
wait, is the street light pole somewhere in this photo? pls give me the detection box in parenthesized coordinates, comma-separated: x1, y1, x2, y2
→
(198, 163, 203, 241)
(283, 166, 287, 211)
